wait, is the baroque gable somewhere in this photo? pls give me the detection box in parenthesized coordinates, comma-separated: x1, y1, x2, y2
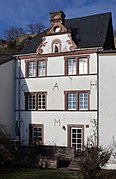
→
(36, 11, 77, 54)
(36, 33, 77, 54)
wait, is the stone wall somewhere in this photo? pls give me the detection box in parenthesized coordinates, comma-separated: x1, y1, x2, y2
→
(16, 145, 74, 168)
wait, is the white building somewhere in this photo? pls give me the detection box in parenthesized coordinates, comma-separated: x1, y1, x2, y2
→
(0, 56, 15, 138)
(14, 11, 116, 159)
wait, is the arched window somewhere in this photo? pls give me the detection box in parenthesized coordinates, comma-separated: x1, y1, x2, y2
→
(52, 39, 61, 53)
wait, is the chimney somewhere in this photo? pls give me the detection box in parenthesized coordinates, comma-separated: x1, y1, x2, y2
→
(50, 11, 66, 27)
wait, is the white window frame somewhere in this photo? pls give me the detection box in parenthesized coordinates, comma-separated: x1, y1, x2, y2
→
(32, 126, 43, 143)
(79, 58, 88, 74)
(29, 124, 44, 144)
(38, 61, 46, 77)
(71, 127, 83, 153)
(67, 93, 76, 110)
(67, 58, 76, 75)
(26, 92, 47, 111)
(79, 93, 89, 110)
(28, 94, 36, 110)
(28, 61, 36, 77)
(65, 91, 90, 111)
(38, 94, 46, 110)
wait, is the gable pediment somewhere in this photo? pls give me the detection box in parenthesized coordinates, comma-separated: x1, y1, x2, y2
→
(47, 22, 67, 35)
(36, 32, 77, 54)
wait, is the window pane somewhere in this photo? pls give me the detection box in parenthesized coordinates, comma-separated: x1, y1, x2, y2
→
(68, 93, 76, 110)
(38, 94, 46, 110)
(79, 93, 88, 110)
(68, 59, 76, 75)
(71, 127, 82, 152)
(38, 61, 46, 77)
(79, 58, 88, 74)
(28, 62, 36, 77)
(28, 94, 36, 110)
(32, 126, 43, 143)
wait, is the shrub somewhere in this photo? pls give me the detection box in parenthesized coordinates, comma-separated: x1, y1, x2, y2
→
(77, 146, 111, 179)
(0, 125, 16, 165)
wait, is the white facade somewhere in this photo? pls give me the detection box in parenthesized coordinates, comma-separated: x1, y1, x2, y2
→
(14, 11, 116, 169)
(98, 53, 116, 169)
(0, 59, 15, 138)
(0, 10, 115, 169)
(15, 46, 98, 148)
(99, 53, 116, 147)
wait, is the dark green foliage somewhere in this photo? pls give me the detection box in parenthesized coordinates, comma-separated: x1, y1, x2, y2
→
(0, 125, 16, 165)
(7, 40, 16, 49)
(77, 146, 111, 179)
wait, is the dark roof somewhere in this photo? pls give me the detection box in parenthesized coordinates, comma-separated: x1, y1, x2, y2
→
(0, 55, 13, 65)
(20, 12, 114, 55)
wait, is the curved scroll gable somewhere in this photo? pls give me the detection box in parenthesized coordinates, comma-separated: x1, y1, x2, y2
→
(36, 37, 47, 54)
(66, 34, 77, 51)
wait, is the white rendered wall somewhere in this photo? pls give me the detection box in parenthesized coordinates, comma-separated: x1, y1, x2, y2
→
(16, 75, 97, 110)
(99, 53, 116, 169)
(16, 53, 97, 78)
(15, 52, 98, 146)
(99, 54, 116, 146)
(16, 111, 97, 146)
(0, 60, 15, 138)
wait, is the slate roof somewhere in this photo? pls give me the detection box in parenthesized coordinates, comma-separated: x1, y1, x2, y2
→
(20, 12, 114, 55)
(0, 55, 13, 65)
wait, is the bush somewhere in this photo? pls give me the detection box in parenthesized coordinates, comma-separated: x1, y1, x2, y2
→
(0, 125, 16, 165)
(77, 146, 111, 179)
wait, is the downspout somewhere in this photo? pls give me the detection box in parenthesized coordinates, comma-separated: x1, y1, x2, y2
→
(18, 57, 21, 142)
(97, 51, 99, 147)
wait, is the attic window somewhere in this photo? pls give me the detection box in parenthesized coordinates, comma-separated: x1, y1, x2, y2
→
(52, 39, 61, 53)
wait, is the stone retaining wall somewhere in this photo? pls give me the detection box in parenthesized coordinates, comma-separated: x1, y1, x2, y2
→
(16, 145, 74, 168)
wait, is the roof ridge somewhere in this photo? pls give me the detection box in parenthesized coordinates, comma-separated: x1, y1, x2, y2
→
(66, 12, 111, 22)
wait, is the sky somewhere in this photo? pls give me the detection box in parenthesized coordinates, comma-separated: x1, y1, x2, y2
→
(0, 0, 116, 36)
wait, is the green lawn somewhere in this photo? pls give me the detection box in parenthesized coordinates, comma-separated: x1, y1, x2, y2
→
(0, 167, 81, 179)
(1, 166, 116, 179)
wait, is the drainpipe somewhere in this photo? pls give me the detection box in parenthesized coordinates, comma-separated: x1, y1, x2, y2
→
(18, 57, 21, 143)
(97, 51, 99, 147)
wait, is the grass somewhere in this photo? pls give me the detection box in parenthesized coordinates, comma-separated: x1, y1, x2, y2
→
(0, 166, 81, 179)
(1, 165, 116, 179)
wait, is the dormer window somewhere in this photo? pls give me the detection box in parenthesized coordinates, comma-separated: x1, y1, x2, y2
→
(52, 39, 61, 53)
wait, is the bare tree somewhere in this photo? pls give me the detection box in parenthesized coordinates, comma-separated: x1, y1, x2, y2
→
(27, 23, 45, 34)
(4, 27, 25, 41)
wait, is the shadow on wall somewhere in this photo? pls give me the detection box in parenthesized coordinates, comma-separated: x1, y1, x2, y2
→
(15, 58, 31, 145)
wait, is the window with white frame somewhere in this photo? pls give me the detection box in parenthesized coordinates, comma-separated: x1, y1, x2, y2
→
(71, 127, 83, 153)
(79, 58, 88, 74)
(79, 93, 88, 110)
(67, 93, 76, 110)
(38, 94, 46, 110)
(29, 124, 44, 144)
(25, 92, 47, 110)
(26, 60, 47, 77)
(38, 61, 46, 77)
(65, 91, 89, 110)
(67, 58, 76, 75)
(28, 62, 36, 77)
(28, 94, 36, 110)
(65, 56, 89, 75)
